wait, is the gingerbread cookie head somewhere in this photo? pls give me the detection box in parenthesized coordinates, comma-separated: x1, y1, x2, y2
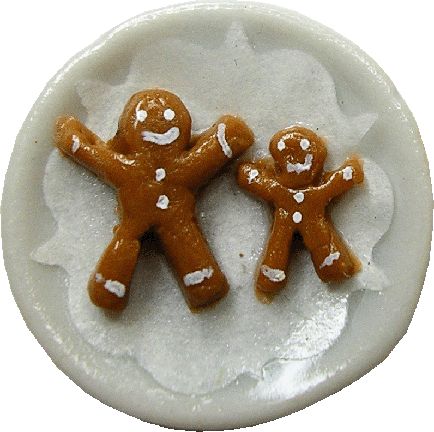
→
(117, 89, 192, 156)
(269, 126, 327, 188)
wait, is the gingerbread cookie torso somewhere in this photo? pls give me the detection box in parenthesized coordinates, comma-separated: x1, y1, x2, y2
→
(55, 89, 254, 311)
(238, 126, 363, 297)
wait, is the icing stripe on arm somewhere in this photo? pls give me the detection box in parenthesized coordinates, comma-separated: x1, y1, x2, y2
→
(216, 123, 233, 158)
(71, 135, 80, 153)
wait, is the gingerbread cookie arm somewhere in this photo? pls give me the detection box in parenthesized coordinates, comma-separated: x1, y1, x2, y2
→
(321, 157, 364, 201)
(175, 115, 254, 189)
(238, 162, 283, 203)
(55, 116, 129, 187)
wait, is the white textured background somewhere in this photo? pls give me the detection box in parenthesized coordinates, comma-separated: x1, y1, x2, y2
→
(0, 1, 432, 431)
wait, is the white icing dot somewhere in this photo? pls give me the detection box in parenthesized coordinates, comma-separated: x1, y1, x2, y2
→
(260, 265, 286, 282)
(300, 138, 310, 150)
(287, 154, 313, 174)
(104, 279, 126, 298)
(277, 140, 286, 151)
(293, 192, 305, 203)
(156, 194, 169, 210)
(320, 251, 341, 269)
(183, 267, 214, 286)
(248, 168, 259, 184)
(292, 211, 303, 224)
(343, 166, 353, 181)
(71, 135, 80, 153)
(163, 108, 175, 121)
(155, 168, 166, 181)
(216, 123, 233, 158)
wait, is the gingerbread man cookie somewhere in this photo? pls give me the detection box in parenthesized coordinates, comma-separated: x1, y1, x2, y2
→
(238, 126, 363, 297)
(55, 89, 253, 311)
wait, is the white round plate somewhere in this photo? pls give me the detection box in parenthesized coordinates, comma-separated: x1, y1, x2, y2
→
(1, 2, 432, 430)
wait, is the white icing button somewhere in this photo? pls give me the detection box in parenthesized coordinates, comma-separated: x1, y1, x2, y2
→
(293, 192, 305, 203)
(155, 168, 166, 181)
(292, 211, 303, 224)
(156, 194, 169, 209)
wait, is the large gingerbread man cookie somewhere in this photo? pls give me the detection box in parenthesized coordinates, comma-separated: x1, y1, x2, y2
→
(55, 89, 253, 311)
(238, 126, 363, 297)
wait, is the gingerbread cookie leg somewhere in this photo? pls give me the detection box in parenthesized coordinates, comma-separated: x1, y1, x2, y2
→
(88, 223, 142, 311)
(302, 217, 359, 282)
(156, 216, 228, 310)
(257, 210, 293, 294)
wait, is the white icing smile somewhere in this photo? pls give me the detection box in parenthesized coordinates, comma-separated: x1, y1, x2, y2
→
(142, 127, 180, 145)
(287, 153, 313, 174)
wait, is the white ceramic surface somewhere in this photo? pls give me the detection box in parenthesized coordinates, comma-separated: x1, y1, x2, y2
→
(2, 2, 432, 430)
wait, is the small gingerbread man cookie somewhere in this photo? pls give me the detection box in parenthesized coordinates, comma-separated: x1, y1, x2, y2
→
(238, 126, 363, 297)
(55, 89, 253, 311)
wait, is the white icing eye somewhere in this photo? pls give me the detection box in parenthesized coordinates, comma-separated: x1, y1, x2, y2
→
(300, 138, 310, 150)
(164, 108, 175, 121)
(136, 109, 148, 122)
(277, 140, 286, 151)
(134, 101, 148, 128)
